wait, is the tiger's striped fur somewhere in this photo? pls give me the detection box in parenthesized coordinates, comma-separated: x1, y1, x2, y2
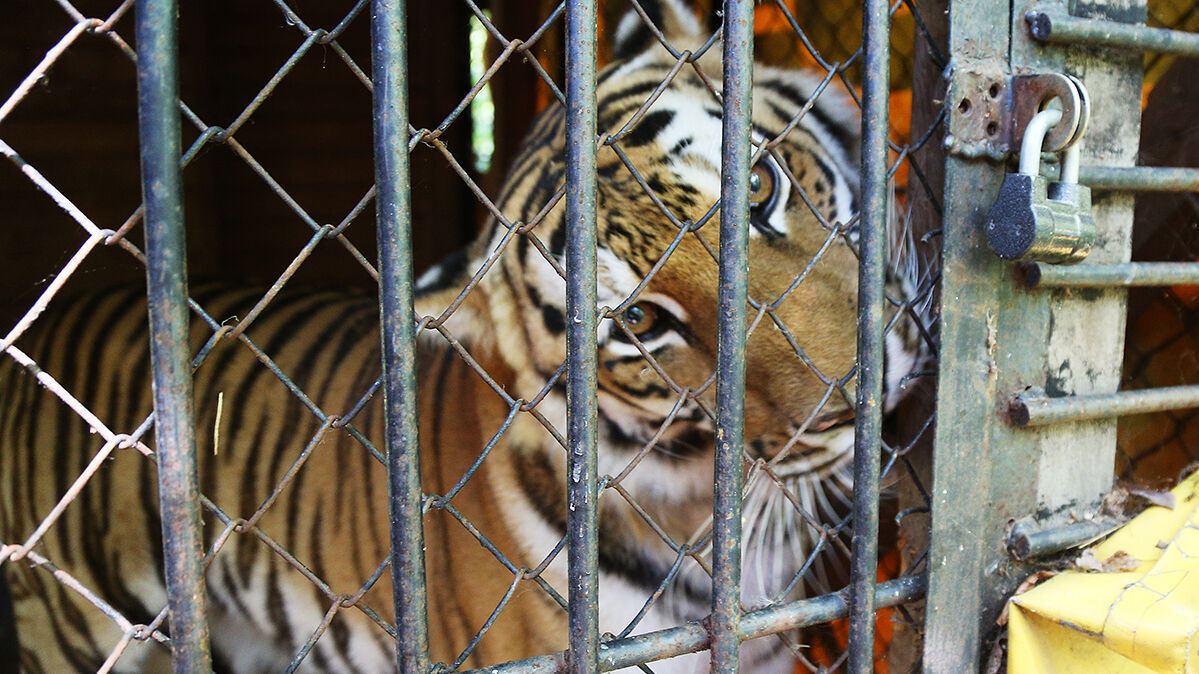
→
(0, 1, 926, 671)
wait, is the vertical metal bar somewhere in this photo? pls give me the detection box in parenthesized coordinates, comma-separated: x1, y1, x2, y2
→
(712, 0, 753, 670)
(135, 0, 213, 670)
(564, 1, 600, 671)
(923, 1, 1011, 668)
(846, 0, 890, 670)
(372, 2, 431, 672)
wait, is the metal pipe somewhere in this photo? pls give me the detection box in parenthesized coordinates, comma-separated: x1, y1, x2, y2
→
(1010, 386, 1199, 426)
(564, 0, 600, 671)
(465, 576, 927, 673)
(1027, 7, 1199, 56)
(135, 0, 213, 670)
(1022, 261, 1199, 288)
(713, 0, 754, 670)
(1079, 166, 1199, 192)
(1008, 518, 1122, 560)
(847, 0, 891, 669)
(371, 2, 431, 671)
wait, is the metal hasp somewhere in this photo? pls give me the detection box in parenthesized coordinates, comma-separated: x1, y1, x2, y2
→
(1010, 385, 1199, 426)
(135, 0, 214, 670)
(371, 1, 432, 671)
(924, 0, 1144, 666)
(1009, 73, 1090, 154)
(1027, 4, 1199, 56)
(1022, 261, 1199, 288)
(942, 71, 1089, 161)
(1007, 517, 1122, 560)
(985, 102, 1097, 264)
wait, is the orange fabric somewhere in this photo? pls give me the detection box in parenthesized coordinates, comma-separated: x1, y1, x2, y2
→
(888, 89, 913, 200)
(755, 3, 796, 34)
(799, 547, 903, 672)
(1171, 259, 1199, 307)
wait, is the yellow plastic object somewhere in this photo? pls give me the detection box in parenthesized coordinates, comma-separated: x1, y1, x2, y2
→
(1007, 470, 1199, 673)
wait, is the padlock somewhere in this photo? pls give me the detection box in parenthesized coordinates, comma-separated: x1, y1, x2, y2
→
(985, 108, 1096, 265)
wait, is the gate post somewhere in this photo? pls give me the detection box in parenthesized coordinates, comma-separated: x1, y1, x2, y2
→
(924, 0, 1144, 669)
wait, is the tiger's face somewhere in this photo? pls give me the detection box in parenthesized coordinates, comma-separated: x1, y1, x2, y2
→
(448, 50, 914, 495)
(586, 60, 868, 483)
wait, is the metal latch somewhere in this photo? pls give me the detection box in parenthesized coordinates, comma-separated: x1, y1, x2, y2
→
(944, 71, 1090, 160)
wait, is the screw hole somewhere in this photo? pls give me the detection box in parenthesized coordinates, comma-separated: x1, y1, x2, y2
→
(986, 121, 1000, 136)
(958, 98, 972, 114)
(988, 83, 1001, 98)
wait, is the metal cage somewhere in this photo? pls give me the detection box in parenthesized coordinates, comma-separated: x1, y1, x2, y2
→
(0, 0, 1197, 672)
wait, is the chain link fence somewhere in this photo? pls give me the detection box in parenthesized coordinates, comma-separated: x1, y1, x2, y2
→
(1116, 47, 1199, 488)
(0, 0, 945, 671)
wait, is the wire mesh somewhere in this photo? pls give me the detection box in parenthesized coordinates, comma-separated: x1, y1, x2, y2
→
(1116, 15, 1199, 489)
(0, 0, 943, 671)
(1146, 0, 1199, 82)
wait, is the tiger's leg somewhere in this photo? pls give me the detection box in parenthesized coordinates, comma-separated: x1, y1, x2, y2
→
(204, 541, 395, 673)
(5, 559, 166, 673)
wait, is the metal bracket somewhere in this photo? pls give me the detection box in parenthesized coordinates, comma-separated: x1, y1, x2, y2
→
(1010, 73, 1089, 152)
(944, 70, 1090, 160)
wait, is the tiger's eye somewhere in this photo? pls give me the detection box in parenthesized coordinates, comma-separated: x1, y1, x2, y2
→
(624, 303, 656, 335)
(749, 164, 775, 208)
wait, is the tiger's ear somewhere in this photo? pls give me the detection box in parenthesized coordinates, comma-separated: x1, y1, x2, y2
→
(611, 0, 707, 61)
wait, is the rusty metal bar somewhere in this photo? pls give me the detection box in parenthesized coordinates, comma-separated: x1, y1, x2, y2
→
(712, 0, 754, 670)
(135, 0, 213, 670)
(466, 576, 927, 673)
(1010, 385, 1199, 426)
(371, 1, 431, 671)
(1079, 166, 1199, 192)
(846, 0, 891, 668)
(564, 0, 600, 670)
(1027, 5, 1199, 56)
(1022, 261, 1199, 288)
(1008, 517, 1122, 560)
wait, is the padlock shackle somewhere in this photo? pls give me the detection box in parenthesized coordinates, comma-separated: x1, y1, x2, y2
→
(1061, 143, 1080, 185)
(1019, 108, 1064, 176)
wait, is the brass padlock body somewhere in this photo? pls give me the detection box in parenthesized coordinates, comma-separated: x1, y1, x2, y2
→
(985, 173, 1095, 264)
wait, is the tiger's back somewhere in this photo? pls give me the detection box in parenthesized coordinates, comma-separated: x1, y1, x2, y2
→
(0, 283, 572, 671)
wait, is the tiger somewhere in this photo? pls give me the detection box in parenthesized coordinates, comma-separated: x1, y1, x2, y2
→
(0, 1, 927, 672)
